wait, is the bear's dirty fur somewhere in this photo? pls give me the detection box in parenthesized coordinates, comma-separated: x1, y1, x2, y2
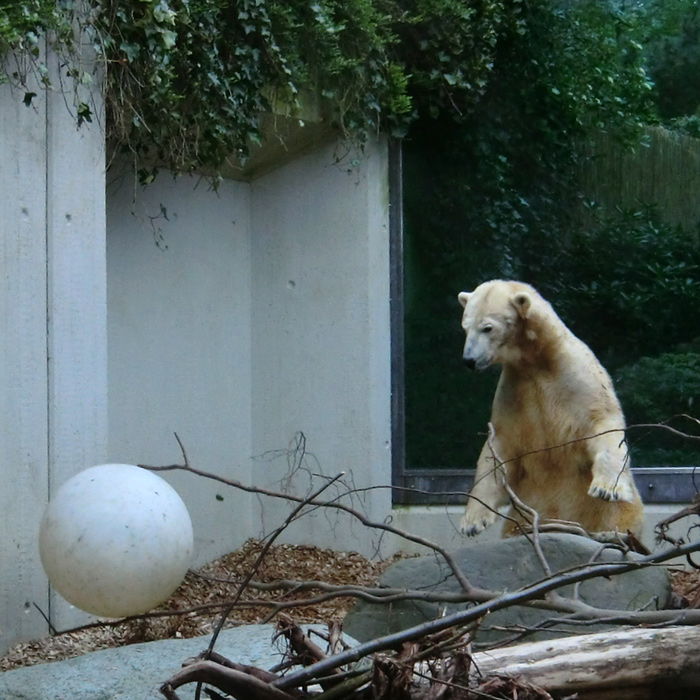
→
(457, 279, 643, 538)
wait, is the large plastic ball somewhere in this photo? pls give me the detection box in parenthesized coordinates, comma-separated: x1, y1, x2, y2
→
(39, 463, 193, 618)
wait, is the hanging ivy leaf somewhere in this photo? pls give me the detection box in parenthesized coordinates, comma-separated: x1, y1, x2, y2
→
(0, 0, 658, 181)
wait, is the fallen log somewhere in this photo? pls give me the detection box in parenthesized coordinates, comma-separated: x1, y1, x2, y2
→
(470, 626, 700, 698)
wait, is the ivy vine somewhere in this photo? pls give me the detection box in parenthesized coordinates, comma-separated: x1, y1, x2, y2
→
(1, 0, 654, 181)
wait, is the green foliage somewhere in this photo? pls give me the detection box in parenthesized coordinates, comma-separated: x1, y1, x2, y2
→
(640, 0, 700, 123)
(0, 1, 73, 60)
(544, 206, 700, 367)
(406, 0, 654, 275)
(6, 1, 696, 468)
(2, 0, 413, 175)
(266, 0, 409, 136)
(0, 0, 98, 119)
(615, 352, 700, 465)
(542, 207, 700, 466)
(391, 0, 511, 120)
(616, 352, 700, 426)
(0, 0, 656, 180)
(402, 0, 659, 470)
(405, 185, 700, 469)
(546, 207, 700, 464)
(102, 0, 418, 176)
(102, 0, 292, 177)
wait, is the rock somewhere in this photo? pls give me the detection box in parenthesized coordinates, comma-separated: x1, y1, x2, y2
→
(343, 533, 671, 645)
(0, 624, 342, 700)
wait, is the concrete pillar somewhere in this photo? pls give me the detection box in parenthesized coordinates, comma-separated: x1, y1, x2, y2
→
(0, 68, 52, 656)
(0, 42, 107, 651)
(44, 46, 108, 632)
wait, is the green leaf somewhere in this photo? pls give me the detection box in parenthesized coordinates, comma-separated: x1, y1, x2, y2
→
(77, 102, 92, 126)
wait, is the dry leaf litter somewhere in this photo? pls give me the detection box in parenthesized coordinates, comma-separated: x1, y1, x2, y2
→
(0, 539, 402, 672)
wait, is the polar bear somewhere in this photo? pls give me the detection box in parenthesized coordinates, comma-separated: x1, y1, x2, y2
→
(457, 279, 643, 538)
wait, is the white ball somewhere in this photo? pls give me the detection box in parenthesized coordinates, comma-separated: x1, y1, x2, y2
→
(39, 464, 193, 618)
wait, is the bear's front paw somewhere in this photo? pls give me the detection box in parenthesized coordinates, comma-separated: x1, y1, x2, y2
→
(459, 510, 496, 536)
(588, 478, 635, 503)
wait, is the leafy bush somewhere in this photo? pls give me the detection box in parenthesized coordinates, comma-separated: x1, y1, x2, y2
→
(615, 352, 700, 465)
(527, 206, 700, 466)
(400, 0, 658, 470)
(542, 206, 700, 368)
(642, 0, 700, 122)
(405, 198, 700, 469)
(1, 0, 655, 181)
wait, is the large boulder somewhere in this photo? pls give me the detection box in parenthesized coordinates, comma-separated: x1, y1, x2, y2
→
(344, 533, 671, 645)
(0, 624, 344, 700)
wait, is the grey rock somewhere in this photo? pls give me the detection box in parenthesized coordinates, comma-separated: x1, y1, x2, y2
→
(344, 533, 671, 646)
(0, 624, 339, 700)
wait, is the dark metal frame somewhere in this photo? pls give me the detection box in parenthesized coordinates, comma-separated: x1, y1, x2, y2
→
(388, 138, 697, 507)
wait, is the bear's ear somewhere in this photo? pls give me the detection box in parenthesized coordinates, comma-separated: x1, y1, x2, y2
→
(511, 291, 532, 319)
(458, 292, 471, 308)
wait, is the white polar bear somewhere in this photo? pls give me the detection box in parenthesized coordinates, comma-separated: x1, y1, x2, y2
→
(457, 280, 644, 538)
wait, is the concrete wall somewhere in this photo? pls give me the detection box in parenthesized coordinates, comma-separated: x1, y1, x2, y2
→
(105, 139, 394, 564)
(249, 139, 393, 558)
(1, 123, 393, 654)
(0, 51, 107, 649)
(106, 171, 254, 567)
(1, 34, 396, 650)
(0, 77, 52, 655)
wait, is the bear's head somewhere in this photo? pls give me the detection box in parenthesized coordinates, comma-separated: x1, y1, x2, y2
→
(457, 280, 537, 370)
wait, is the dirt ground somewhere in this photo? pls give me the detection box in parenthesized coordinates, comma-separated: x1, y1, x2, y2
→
(1, 539, 698, 672)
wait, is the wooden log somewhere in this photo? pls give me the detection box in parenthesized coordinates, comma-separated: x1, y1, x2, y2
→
(470, 626, 700, 698)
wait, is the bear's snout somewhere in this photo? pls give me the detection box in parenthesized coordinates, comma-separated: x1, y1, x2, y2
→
(463, 356, 477, 370)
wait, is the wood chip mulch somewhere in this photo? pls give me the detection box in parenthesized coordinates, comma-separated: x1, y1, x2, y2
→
(0, 539, 403, 672)
(670, 568, 700, 608)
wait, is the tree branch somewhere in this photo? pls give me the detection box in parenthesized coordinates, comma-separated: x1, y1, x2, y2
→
(140, 435, 476, 595)
(271, 536, 700, 691)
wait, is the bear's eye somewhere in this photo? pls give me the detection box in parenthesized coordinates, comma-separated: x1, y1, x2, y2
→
(482, 324, 493, 334)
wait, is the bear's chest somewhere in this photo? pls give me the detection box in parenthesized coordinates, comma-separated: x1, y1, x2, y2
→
(492, 374, 587, 450)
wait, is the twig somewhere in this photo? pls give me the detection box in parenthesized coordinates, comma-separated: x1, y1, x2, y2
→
(141, 435, 476, 595)
(192, 471, 347, 700)
(274, 614, 345, 690)
(656, 495, 700, 546)
(205, 472, 346, 653)
(470, 421, 700, 480)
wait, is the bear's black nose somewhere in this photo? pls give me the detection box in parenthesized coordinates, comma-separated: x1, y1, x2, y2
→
(463, 357, 476, 370)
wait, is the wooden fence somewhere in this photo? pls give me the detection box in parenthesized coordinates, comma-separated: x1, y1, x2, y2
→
(579, 126, 700, 230)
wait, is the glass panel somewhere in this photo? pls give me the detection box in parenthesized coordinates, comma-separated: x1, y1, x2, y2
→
(401, 122, 700, 472)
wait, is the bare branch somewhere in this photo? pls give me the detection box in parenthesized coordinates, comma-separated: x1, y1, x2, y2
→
(161, 661, 297, 700)
(485, 422, 552, 578)
(205, 471, 347, 654)
(272, 536, 700, 691)
(140, 437, 476, 595)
